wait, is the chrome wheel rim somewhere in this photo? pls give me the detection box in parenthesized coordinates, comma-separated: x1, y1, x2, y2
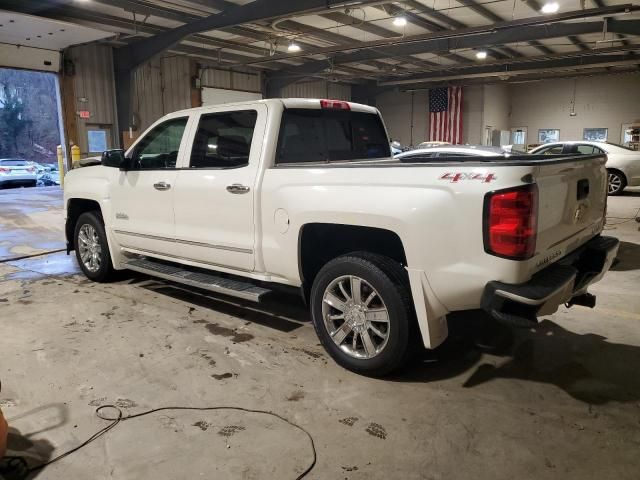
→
(608, 173, 622, 194)
(78, 224, 102, 273)
(322, 275, 390, 359)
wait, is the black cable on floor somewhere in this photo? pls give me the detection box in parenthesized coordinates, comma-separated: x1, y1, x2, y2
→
(0, 249, 66, 264)
(22, 404, 316, 480)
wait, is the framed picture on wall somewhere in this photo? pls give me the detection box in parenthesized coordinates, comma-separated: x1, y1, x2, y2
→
(538, 129, 560, 144)
(583, 128, 608, 142)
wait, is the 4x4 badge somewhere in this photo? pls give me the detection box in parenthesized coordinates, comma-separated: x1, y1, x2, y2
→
(439, 172, 497, 183)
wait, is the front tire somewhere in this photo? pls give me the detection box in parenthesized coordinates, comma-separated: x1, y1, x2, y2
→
(310, 252, 416, 376)
(74, 211, 116, 282)
(607, 169, 626, 196)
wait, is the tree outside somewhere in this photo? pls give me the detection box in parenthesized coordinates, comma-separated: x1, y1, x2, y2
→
(0, 68, 62, 166)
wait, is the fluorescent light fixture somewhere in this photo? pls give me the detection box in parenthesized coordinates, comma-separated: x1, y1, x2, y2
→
(287, 42, 301, 53)
(541, 2, 559, 13)
(393, 16, 407, 27)
(476, 50, 487, 60)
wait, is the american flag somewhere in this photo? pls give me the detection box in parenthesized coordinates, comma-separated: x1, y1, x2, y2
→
(429, 87, 463, 144)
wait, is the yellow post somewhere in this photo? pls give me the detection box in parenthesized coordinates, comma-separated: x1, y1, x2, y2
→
(71, 143, 81, 168)
(56, 145, 65, 188)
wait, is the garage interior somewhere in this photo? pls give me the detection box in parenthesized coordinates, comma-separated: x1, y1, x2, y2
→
(1, 0, 640, 478)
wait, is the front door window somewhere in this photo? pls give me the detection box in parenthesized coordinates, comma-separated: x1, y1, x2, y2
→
(131, 118, 188, 170)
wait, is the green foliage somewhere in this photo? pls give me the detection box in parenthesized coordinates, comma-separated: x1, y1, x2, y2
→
(0, 68, 61, 163)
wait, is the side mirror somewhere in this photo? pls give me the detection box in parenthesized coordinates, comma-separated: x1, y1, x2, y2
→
(101, 149, 126, 168)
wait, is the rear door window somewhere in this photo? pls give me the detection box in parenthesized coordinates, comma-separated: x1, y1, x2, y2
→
(536, 145, 564, 155)
(190, 110, 257, 169)
(574, 144, 604, 155)
(276, 109, 390, 164)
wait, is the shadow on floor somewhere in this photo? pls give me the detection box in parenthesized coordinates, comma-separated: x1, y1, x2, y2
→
(611, 240, 640, 271)
(394, 312, 640, 404)
(621, 190, 640, 197)
(126, 274, 640, 405)
(1, 428, 54, 479)
(138, 280, 309, 334)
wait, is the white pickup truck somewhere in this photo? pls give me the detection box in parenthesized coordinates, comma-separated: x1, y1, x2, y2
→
(64, 98, 619, 375)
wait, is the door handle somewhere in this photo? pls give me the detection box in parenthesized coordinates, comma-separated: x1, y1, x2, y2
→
(226, 184, 250, 194)
(153, 181, 171, 191)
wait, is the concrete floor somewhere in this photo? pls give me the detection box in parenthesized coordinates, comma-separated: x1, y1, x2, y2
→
(1, 186, 639, 480)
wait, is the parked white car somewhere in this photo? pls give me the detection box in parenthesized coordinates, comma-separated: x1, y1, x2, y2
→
(64, 99, 618, 375)
(396, 145, 511, 161)
(528, 141, 640, 195)
(0, 159, 37, 188)
(416, 141, 451, 149)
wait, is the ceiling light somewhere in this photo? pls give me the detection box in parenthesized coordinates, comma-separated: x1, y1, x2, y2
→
(393, 16, 407, 27)
(541, 2, 559, 13)
(476, 50, 487, 60)
(287, 42, 301, 53)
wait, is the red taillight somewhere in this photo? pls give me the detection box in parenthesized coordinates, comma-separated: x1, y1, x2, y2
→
(0, 167, 9, 173)
(26, 167, 36, 173)
(320, 99, 350, 110)
(484, 184, 538, 260)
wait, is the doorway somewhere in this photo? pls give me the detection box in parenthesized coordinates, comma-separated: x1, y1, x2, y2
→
(0, 67, 65, 188)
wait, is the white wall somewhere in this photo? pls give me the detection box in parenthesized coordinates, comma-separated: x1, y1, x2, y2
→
(376, 90, 428, 147)
(377, 86, 483, 146)
(463, 85, 483, 145)
(509, 73, 640, 144)
(482, 83, 510, 141)
(375, 73, 640, 148)
(279, 80, 352, 100)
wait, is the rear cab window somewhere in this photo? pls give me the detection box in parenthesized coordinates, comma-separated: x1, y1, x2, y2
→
(275, 108, 390, 164)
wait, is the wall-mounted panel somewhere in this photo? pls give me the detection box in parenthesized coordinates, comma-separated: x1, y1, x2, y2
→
(0, 43, 60, 72)
(67, 43, 117, 156)
(200, 67, 261, 93)
(132, 56, 193, 133)
(280, 80, 352, 100)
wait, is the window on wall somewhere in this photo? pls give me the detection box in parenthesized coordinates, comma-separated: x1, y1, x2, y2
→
(583, 128, 608, 142)
(511, 129, 526, 145)
(538, 129, 560, 144)
(87, 127, 110, 153)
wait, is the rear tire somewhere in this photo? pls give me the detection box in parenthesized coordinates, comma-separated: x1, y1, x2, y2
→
(310, 252, 417, 376)
(74, 211, 116, 282)
(607, 169, 626, 196)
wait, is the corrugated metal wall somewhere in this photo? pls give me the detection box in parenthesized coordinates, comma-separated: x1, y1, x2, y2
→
(67, 44, 117, 156)
(200, 67, 261, 93)
(279, 80, 352, 100)
(132, 56, 192, 132)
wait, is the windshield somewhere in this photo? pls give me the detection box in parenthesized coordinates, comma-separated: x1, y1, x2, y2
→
(605, 142, 637, 151)
(0, 159, 28, 166)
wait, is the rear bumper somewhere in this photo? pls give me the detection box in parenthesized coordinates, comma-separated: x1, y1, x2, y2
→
(0, 175, 37, 186)
(481, 235, 619, 326)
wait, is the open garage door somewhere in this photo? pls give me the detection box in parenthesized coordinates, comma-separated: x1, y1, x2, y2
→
(202, 87, 262, 107)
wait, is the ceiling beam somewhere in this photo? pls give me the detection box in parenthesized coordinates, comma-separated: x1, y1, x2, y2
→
(114, 0, 384, 71)
(264, 16, 640, 90)
(457, 0, 555, 55)
(380, 54, 640, 85)
(378, 3, 446, 32)
(375, 44, 640, 82)
(401, 0, 466, 29)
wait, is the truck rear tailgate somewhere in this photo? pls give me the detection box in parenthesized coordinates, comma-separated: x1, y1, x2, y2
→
(532, 154, 607, 271)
